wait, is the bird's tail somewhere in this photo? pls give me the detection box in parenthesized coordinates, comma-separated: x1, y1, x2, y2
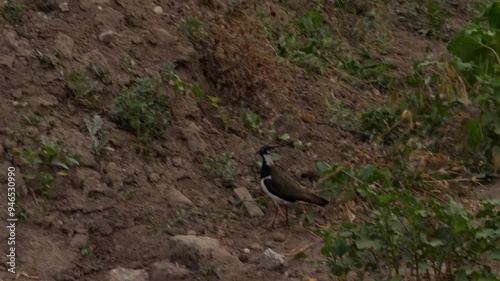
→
(302, 191, 329, 207)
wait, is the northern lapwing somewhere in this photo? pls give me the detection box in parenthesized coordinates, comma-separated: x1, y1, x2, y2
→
(259, 146, 329, 227)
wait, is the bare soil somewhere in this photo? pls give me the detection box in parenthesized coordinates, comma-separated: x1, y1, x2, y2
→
(0, 1, 497, 281)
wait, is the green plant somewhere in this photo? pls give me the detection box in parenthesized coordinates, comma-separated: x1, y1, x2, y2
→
(87, 63, 109, 83)
(0, 0, 25, 24)
(203, 152, 238, 187)
(110, 73, 170, 148)
(208, 95, 232, 130)
(120, 53, 131, 70)
(81, 247, 93, 258)
(84, 114, 113, 158)
(159, 208, 200, 232)
(317, 162, 500, 281)
(39, 54, 56, 68)
(17, 137, 79, 193)
(199, 265, 215, 277)
(178, 17, 206, 43)
(164, 62, 204, 99)
(24, 112, 39, 126)
(239, 112, 262, 133)
(67, 69, 99, 107)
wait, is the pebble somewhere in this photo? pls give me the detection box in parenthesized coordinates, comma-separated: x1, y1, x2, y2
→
(98, 30, 114, 44)
(59, 2, 69, 12)
(272, 231, 286, 242)
(153, 6, 163, 15)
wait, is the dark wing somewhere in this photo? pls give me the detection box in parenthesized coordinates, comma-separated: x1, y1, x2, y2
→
(269, 166, 329, 206)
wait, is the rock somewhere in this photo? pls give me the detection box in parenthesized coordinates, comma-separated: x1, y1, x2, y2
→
(108, 268, 147, 281)
(172, 157, 185, 168)
(186, 230, 197, 236)
(159, 184, 194, 207)
(170, 235, 243, 279)
(98, 30, 114, 44)
(234, 187, 264, 217)
(75, 168, 107, 195)
(59, 2, 69, 11)
(238, 254, 249, 263)
(69, 234, 89, 249)
(55, 33, 74, 58)
(259, 248, 287, 270)
(147, 28, 177, 46)
(149, 260, 191, 281)
(249, 243, 262, 251)
(272, 231, 286, 242)
(148, 172, 160, 183)
(153, 6, 163, 14)
(95, 8, 125, 32)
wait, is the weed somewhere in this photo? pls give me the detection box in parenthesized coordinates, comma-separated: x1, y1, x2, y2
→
(81, 247, 93, 258)
(67, 69, 99, 107)
(17, 137, 79, 193)
(329, 102, 360, 132)
(120, 53, 131, 70)
(178, 17, 206, 43)
(164, 62, 204, 99)
(124, 189, 135, 200)
(39, 54, 56, 68)
(24, 112, 39, 126)
(240, 112, 262, 133)
(208, 95, 232, 130)
(200, 265, 215, 277)
(87, 63, 109, 83)
(203, 152, 238, 187)
(317, 162, 500, 280)
(84, 114, 113, 158)
(159, 208, 200, 232)
(110, 73, 170, 151)
(0, 0, 25, 24)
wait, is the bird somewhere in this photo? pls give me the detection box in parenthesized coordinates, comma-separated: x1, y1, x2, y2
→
(258, 145, 329, 228)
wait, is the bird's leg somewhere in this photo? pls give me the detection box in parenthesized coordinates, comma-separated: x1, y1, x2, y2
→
(285, 205, 289, 227)
(271, 204, 279, 228)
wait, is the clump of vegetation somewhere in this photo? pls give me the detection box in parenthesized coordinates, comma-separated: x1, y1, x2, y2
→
(239, 111, 262, 133)
(178, 17, 206, 43)
(159, 207, 201, 232)
(317, 162, 500, 281)
(164, 62, 204, 99)
(0, 0, 25, 24)
(110, 73, 170, 153)
(67, 69, 99, 107)
(208, 95, 232, 131)
(17, 137, 79, 195)
(203, 152, 239, 187)
(84, 114, 113, 158)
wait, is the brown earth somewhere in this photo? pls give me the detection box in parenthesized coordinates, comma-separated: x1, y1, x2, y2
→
(0, 0, 497, 281)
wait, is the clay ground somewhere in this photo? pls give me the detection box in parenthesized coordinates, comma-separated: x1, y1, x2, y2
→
(0, 0, 498, 281)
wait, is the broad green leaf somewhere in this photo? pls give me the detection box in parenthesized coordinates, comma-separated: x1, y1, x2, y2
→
(454, 269, 468, 281)
(278, 133, 290, 142)
(315, 161, 331, 174)
(331, 239, 349, 257)
(489, 249, 500, 260)
(294, 251, 307, 260)
(465, 119, 484, 148)
(355, 238, 380, 250)
(486, 2, 500, 29)
(356, 165, 377, 181)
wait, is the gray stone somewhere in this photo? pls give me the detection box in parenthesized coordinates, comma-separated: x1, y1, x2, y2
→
(170, 235, 243, 279)
(98, 30, 114, 44)
(108, 268, 147, 281)
(149, 260, 191, 281)
(59, 2, 69, 11)
(259, 248, 287, 270)
(70, 234, 89, 249)
(272, 231, 286, 242)
(153, 6, 163, 15)
(234, 187, 264, 217)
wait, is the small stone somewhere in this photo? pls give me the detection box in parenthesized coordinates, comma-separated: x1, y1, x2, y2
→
(172, 157, 184, 168)
(249, 243, 262, 251)
(98, 30, 114, 44)
(259, 248, 287, 270)
(59, 2, 69, 12)
(186, 230, 197, 236)
(70, 234, 89, 249)
(149, 172, 160, 183)
(238, 254, 249, 263)
(153, 6, 163, 14)
(108, 268, 147, 281)
(272, 231, 286, 242)
(243, 248, 251, 254)
(149, 260, 190, 281)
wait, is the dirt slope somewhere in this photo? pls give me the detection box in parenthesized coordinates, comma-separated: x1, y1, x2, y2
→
(0, 0, 491, 280)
